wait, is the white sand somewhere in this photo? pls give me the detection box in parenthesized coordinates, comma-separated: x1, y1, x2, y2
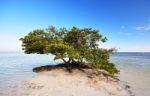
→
(16, 69, 131, 96)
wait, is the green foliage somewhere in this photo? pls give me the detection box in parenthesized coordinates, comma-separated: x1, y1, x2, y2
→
(85, 48, 119, 75)
(20, 26, 119, 75)
(20, 29, 47, 54)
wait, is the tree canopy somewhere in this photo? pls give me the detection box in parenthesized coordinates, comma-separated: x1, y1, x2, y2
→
(20, 26, 119, 75)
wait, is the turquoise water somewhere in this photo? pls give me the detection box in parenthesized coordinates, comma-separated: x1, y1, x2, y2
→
(0, 52, 150, 96)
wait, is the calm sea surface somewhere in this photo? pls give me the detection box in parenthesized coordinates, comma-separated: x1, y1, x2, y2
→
(110, 52, 150, 96)
(0, 52, 150, 96)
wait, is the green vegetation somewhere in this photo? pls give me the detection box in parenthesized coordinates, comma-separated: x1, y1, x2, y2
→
(20, 26, 119, 75)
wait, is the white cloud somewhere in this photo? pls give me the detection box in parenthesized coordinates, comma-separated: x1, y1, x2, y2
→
(135, 24, 150, 31)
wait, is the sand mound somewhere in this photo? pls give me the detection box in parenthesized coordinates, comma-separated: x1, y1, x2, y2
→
(17, 69, 133, 96)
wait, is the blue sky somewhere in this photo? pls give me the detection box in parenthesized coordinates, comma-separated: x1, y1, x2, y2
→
(0, 0, 150, 52)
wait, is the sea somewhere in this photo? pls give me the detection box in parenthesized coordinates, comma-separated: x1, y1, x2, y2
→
(0, 52, 150, 96)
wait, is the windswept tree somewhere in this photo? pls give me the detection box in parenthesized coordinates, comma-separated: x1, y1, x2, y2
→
(20, 26, 119, 75)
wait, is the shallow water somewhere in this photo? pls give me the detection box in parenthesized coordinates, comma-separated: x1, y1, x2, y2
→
(0, 52, 60, 96)
(110, 52, 150, 96)
(0, 52, 150, 96)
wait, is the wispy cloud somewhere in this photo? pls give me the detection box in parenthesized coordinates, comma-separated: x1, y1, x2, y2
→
(134, 24, 150, 31)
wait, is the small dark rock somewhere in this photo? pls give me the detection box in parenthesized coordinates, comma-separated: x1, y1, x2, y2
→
(125, 85, 131, 88)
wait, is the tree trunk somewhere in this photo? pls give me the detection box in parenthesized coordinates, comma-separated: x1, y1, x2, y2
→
(62, 58, 72, 72)
(67, 58, 72, 72)
(67, 58, 71, 64)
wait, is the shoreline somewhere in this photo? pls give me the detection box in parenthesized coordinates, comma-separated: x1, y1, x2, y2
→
(17, 69, 134, 96)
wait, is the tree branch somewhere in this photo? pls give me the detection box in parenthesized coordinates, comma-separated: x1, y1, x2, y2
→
(62, 58, 67, 64)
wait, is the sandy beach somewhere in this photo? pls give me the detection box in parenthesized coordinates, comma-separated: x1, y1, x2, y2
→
(15, 69, 133, 96)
